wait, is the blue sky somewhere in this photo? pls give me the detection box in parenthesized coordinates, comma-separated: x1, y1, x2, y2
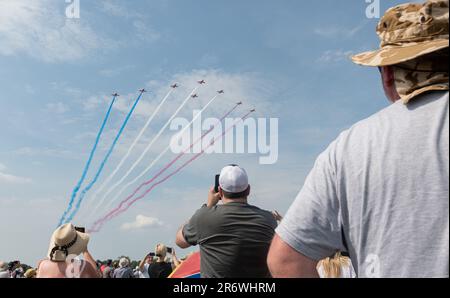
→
(0, 0, 410, 265)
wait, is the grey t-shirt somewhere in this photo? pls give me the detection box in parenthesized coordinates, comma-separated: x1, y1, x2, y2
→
(183, 202, 277, 278)
(277, 91, 449, 278)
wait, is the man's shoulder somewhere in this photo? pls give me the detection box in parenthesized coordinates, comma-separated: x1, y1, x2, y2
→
(247, 204, 275, 217)
(349, 91, 448, 134)
(322, 91, 449, 162)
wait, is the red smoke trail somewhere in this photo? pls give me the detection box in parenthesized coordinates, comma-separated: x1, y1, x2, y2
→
(91, 103, 239, 228)
(89, 109, 253, 233)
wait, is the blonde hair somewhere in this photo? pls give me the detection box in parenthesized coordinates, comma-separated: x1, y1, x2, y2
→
(155, 243, 167, 262)
(317, 252, 351, 278)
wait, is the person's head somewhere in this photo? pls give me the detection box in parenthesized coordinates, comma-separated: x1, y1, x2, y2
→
(47, 223, 90, 262)
(155, 244, 167, 262)
(145, 255, 154, 264)
(352, 0, 449, 104)
(0, 261, 8, 272)
(218, 165, 250, 201)
(317, 252, 351, 278)
(119, 257, 129, 268)
(24, 268, 37, 279)
(106, 259, 113, 267)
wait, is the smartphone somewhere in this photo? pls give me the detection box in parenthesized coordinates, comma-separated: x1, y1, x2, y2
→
(214, 174, 220, 193)
(75, 227, 86, 233)
(167, 247, 173, 254)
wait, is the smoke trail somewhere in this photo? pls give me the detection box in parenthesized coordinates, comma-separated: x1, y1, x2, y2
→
(85, 94, 223, 221)
(85, 100, 237, 223)
(84, 87, 198, 221)
(89, 110, 253, 232)
(82, 88, 174, 213)
(58, 94, 117, 226)
(63, 91, 144, 223)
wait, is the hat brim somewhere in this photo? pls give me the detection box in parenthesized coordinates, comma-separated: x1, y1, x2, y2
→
(47, 231, 90, 262)
(351, 39, 449, 67)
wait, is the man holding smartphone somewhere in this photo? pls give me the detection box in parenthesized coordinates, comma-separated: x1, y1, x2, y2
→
(138, 252, 154, 278)
(175, 165, 277, 278)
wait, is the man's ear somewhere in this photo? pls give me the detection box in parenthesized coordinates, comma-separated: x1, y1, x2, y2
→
(381, 66, 401, 103)
(381, 66, 395, 87)
(245, 185, 251, 197)
(218, 187, 224, 198)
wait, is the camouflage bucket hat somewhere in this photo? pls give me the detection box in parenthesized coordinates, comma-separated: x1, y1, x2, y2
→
(352, 0, 449, 67)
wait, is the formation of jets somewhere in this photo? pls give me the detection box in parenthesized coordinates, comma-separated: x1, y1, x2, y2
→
(112, 83, 254, 112)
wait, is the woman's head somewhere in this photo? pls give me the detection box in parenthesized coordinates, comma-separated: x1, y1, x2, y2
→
(318, 252, 351, 278)
(0, 261, 8, 272)
(155, 243, 167, 262)
(47, 223, 90, 262)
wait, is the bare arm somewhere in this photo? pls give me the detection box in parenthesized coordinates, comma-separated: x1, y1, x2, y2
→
(267, 234, 319, 278)
(83, 251, 101, 278)
(171, 249, 181, 269)
(175, 226, 191, 249)
(138, 255, 148, 272)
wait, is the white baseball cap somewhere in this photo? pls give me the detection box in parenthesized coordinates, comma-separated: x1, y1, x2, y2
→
(219, 165, 249, 194)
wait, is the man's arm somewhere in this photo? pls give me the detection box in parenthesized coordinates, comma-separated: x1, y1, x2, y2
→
(176, 225, 191, 249)
(171, 248, 181, 269)
(267, 234, 319, 278)
(176, 187, 218, 249)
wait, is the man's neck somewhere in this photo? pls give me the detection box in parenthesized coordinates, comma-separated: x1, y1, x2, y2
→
(222, 197, 248, 204)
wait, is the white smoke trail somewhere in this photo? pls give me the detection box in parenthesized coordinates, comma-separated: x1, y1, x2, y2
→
(82, 89, 174, 213)
(83, 87, 198, 222)
(88, 94, 220, 219)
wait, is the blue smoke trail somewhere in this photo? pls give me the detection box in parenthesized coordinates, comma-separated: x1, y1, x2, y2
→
(58, 95, 118, 226)
(64, 91, 144, 224)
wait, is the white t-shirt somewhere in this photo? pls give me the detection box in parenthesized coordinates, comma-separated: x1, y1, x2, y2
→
(277, 91, 449, 278)
(139, 263, 150, 278)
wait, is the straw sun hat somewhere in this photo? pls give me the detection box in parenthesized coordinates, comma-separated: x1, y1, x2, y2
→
(47, 223, 90, 262)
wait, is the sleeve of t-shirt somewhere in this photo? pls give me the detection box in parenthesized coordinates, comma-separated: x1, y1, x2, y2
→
(182, 205, 209, 246)
(276, 139, 346, 261)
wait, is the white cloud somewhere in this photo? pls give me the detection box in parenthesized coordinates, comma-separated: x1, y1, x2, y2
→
(82, 95, 107, 111)
(132, 20, 160, 43)
(99, 1, 160, 44)
(0, 172, 32, 185)
(99, 65, 135, 77)
(318, 49, 354, 63)
(120, 215, 163, 230)
(314, 21, 368, 39)
(99, 0, 138, 18)
(0, 0, 108, 62)
(12, 147, 78, 160)
(46, 102, 69, 114)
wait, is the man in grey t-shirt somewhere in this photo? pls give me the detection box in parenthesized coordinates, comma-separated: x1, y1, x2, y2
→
(268, 0, 449, 278)
(175, 165, 278, 278)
